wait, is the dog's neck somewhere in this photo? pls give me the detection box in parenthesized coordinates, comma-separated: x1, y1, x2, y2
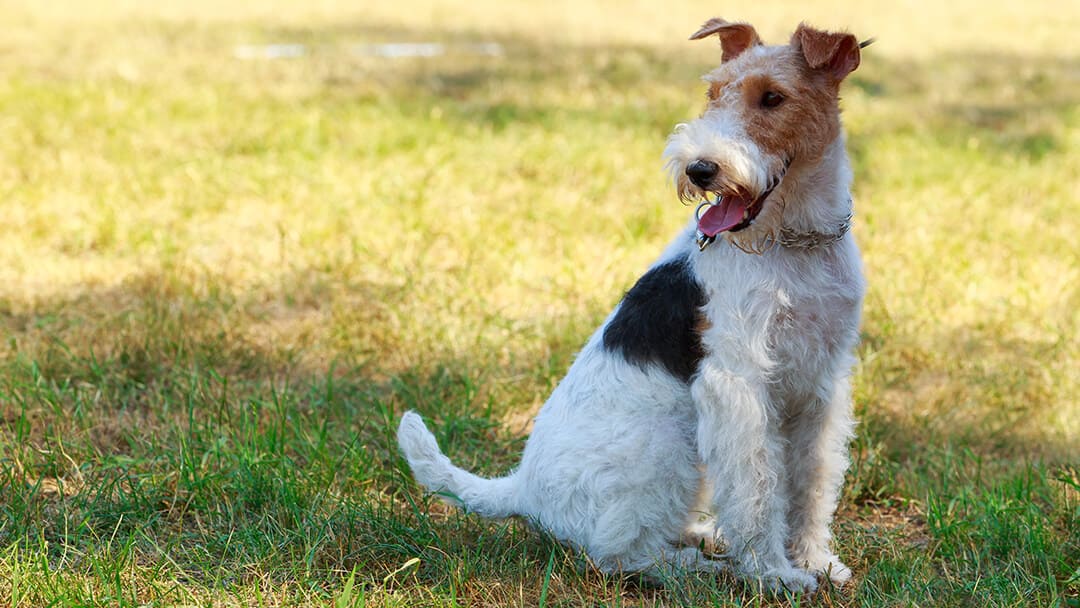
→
(775, 135, 855, 244)
(719, 134, 854, 254)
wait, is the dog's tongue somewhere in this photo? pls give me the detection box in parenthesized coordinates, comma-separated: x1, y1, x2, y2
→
(698, 196, 749, 237)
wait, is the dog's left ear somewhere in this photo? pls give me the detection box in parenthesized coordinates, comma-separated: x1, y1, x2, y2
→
(792, 23, 861, 81)
(689, 18, 762, 63)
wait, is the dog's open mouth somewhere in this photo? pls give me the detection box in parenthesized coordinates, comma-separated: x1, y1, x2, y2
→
(697, 171, 784, 236)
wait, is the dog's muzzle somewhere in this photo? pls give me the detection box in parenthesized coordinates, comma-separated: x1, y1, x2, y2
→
(692, 160, 790, 251)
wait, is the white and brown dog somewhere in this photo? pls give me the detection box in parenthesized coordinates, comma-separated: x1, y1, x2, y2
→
(398, 19, 867, 593)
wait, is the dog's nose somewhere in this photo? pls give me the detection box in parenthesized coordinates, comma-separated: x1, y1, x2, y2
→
(685, 160, 719, 188)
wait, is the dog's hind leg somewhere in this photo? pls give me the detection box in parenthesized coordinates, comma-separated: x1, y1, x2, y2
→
(593, 543, 730, 582)
(557, 423, 712, 579)
(634, 547, 732, 581)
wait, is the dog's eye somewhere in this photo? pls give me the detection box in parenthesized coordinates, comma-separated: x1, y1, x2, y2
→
(760, 91, 785, 108)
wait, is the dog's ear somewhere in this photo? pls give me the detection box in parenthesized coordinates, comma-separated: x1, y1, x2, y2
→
(689, 19, 762, 63)
(792, 23, 861, 81)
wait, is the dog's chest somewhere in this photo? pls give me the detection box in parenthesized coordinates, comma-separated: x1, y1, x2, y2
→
(768, 282, 856, 363)
(695, 243, 863, 376)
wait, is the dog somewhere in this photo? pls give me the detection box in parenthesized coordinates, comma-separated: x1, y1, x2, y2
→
(397, 19, 866, 594)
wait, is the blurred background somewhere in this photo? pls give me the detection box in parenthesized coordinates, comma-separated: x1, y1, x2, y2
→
(0, 1, 1077, 606)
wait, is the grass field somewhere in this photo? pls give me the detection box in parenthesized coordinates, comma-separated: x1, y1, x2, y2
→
(0, 1, 1077, 606)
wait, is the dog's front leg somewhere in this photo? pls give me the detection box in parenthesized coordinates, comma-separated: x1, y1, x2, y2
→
(692, 358, 818, 594)
(784, 370, 856, 586)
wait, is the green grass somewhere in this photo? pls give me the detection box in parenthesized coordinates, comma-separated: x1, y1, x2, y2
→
(0, 1, 1077, 606)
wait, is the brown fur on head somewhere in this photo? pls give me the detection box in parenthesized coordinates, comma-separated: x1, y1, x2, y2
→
(670, 20, 862, 252)
(696, 22, 861, 165)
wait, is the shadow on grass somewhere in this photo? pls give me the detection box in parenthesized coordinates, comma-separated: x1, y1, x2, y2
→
(0, 266, 545, 594)
(861, 324, 1076, 459)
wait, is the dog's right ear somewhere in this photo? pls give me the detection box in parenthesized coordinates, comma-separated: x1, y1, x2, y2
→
(689, 18, 762, 63)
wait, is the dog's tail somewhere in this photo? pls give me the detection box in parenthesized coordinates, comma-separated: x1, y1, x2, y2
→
(397, 411, 520, 519)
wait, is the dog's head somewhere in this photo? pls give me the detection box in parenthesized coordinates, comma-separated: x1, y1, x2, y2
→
(663, 20, 863, 252)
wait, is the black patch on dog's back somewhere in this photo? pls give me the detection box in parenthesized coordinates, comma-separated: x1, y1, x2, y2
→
(602, 256, 707, 382)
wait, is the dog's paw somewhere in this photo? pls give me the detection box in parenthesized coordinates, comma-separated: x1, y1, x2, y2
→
(819, 556, 852, 586)
(755, 566, 819, 595)
(797, 552, 852, 586)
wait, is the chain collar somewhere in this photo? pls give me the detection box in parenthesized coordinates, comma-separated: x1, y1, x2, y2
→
(776, 212, 853, 250)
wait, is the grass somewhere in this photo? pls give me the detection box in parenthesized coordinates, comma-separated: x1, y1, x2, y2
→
(0, 1, 1077, 606)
